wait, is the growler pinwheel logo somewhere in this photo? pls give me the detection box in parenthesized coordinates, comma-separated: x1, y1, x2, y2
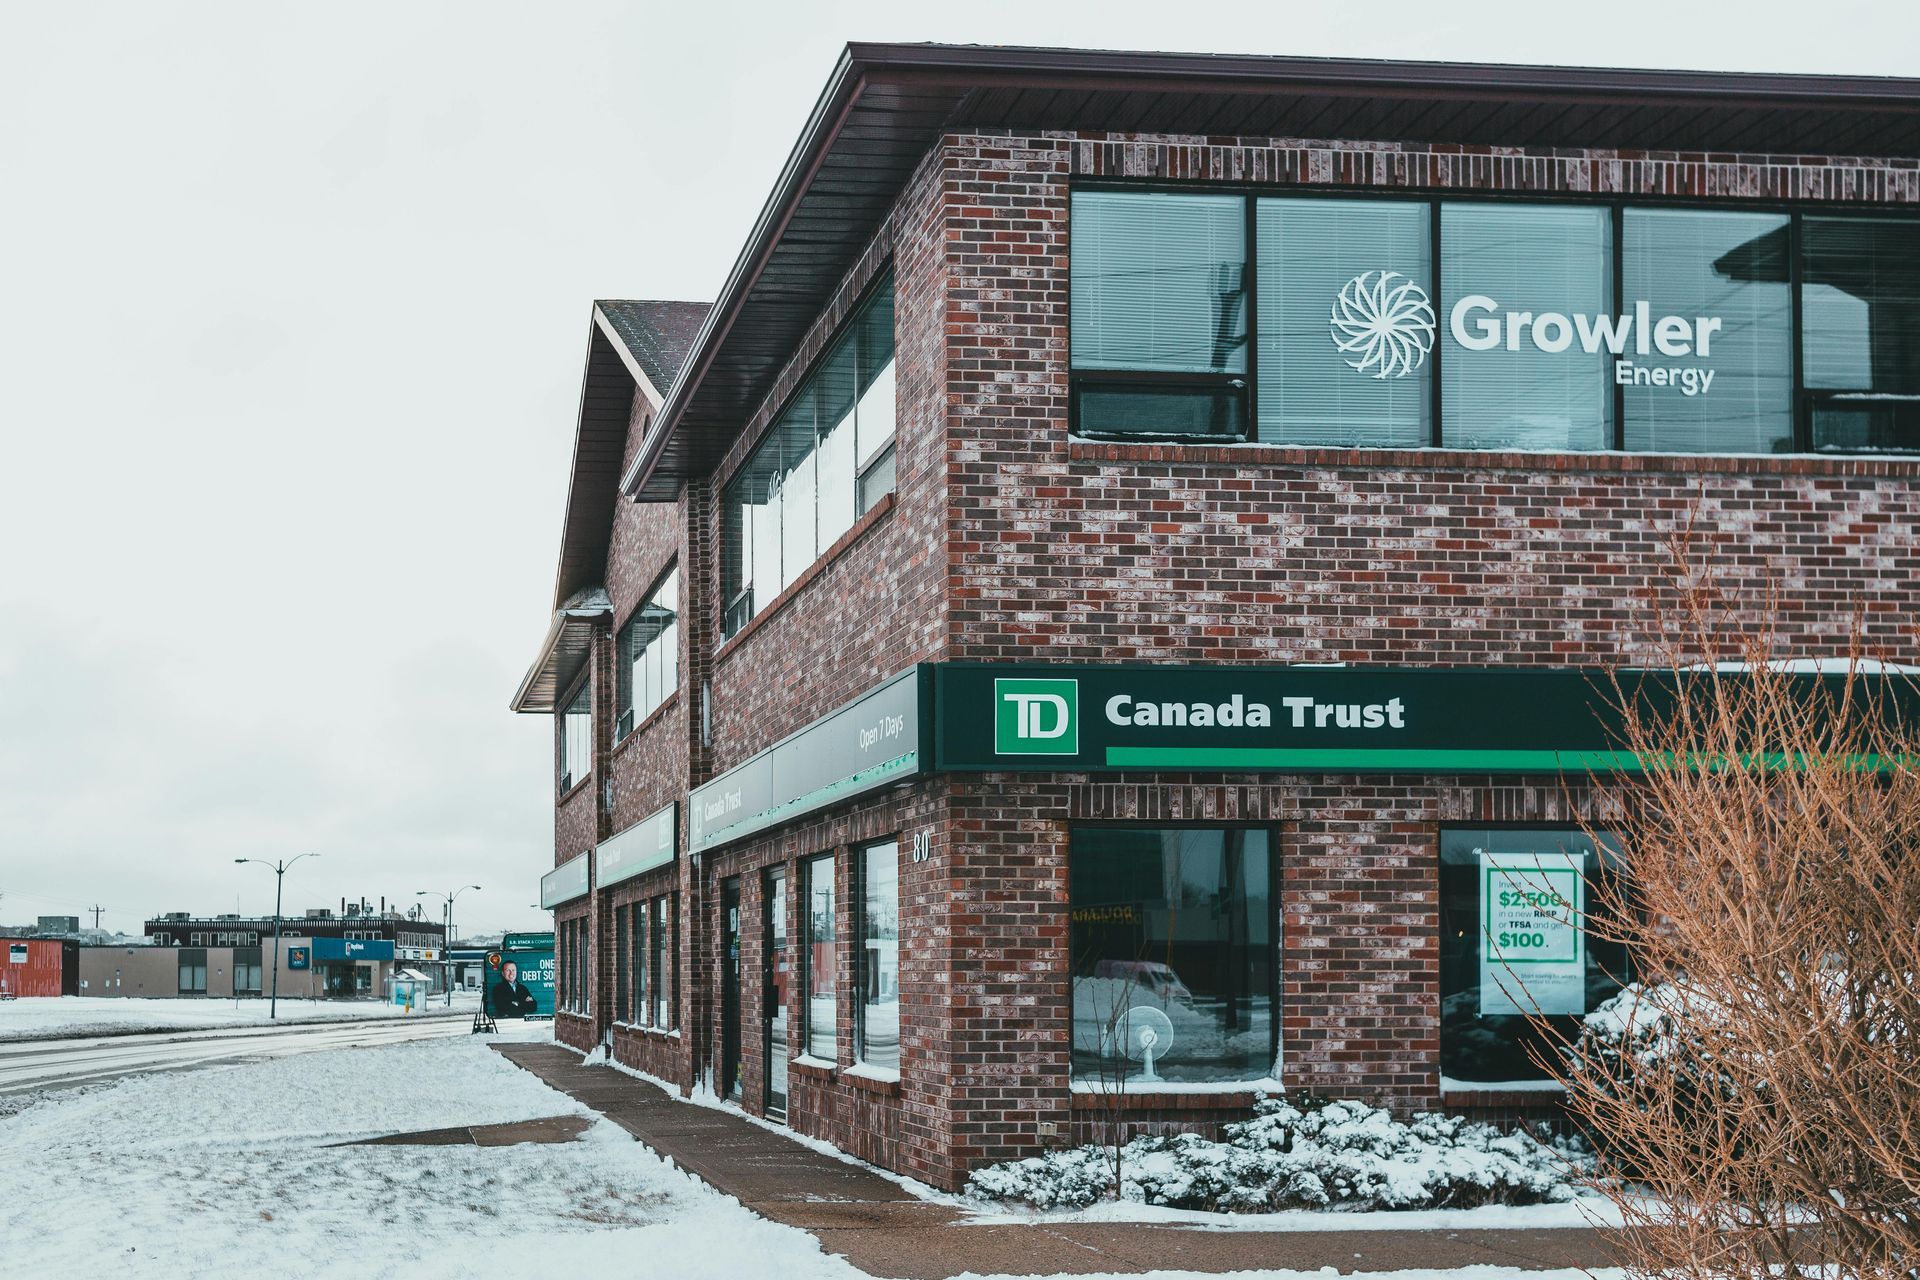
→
(1330, 271, 1436, 379)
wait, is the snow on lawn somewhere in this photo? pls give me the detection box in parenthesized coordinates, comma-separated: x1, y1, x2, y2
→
(0, 992, 481, 1041)
(0, 1035, 865, 1280)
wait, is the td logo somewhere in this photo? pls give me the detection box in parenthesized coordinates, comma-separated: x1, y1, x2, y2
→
(994, 678, 1079, 755)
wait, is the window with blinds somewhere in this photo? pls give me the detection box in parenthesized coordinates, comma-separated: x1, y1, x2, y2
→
(559, 681, 591, 793)
(1257, 198, 1430, 447)
(722, 275, 896, 637)
(1441, 203, 1613, 453)
(1623, 209, 1793, 455)
(617, 566, 679, 739)
(1070, 190, 1248, 438)
(1067, 188, 1916, 456)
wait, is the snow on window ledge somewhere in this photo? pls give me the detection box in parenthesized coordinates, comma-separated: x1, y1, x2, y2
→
(844, 1063, 900, 1084)
(1440, 1075, 1568, 1095)
(1071, 1076, 1282, 1096)
(790, 1054, 838, 1072)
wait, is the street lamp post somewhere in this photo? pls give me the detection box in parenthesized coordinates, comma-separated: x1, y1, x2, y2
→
(234, 853, 319, 1020)
(418, 886, 480, 1007)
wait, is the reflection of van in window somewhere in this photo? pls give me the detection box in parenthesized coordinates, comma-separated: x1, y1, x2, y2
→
(1092, 959, 1191, 1003)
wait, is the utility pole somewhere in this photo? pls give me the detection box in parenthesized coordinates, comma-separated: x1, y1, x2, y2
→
(236, 854, 320, 1019)
(418, 886, 480, 1007)
(88, 905, 105, 932)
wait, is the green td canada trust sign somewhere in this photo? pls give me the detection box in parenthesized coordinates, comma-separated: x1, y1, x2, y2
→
(994, 678, 1079, 754)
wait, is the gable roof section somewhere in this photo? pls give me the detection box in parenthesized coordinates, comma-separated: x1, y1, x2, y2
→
(553, 300, 711, 615)
(620, 41, 1920, 501)
(512, 300, 709, 713)
(596, 300, 711, 403)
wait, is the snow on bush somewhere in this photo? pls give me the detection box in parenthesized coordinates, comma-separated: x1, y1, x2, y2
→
(1563, 980, 1737, 1109)
(966, 1095, 1583, 1213)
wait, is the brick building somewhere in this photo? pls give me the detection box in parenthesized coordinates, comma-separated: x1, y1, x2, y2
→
(510, 44, 1920, 1191)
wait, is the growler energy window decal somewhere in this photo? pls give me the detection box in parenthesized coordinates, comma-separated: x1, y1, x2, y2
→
(1327, 273, 1729, 398)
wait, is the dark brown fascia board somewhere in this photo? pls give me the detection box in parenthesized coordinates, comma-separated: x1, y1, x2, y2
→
(617, 44, 866, 501)
(848, 42, 1920, 111)
(618, 41, 1920, 501)
(551, 312, 640, 610)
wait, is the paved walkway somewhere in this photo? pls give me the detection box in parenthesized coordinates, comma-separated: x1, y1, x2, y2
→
(493, 1042, 1621, 1279)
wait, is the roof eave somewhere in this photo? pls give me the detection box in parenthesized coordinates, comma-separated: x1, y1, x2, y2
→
(617, 42, 1920, 502)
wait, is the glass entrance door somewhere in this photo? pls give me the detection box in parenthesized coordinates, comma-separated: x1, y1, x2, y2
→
(764, 868, 789, 1121)
(720, 877, 743, 1101)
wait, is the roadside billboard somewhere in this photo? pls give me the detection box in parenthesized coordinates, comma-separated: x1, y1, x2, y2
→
(485, 932, 554, 1020)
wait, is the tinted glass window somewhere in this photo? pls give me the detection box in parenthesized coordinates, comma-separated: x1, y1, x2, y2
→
(618, 567, 679, 735)
(722, 277, 896, 634)
(858, 841, 900, 1071)
(1439, 827, 1628, 1083)
(1069, 828, 1273, 1084)
(1803, 216, 1920, 452)
(1622, 209, 1792, 454)
(1441, 203, 1613, 451)
(803, 854, 837, 1060)
(560, 682, 591, 792)
(1071, 191, 1247, 374)
(1257, 198, 1432, 446)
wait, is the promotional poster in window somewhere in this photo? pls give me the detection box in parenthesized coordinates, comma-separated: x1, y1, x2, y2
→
(484, 933, 554, 1020)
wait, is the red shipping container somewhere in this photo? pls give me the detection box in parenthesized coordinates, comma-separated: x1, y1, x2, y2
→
(0, 938, 79, 998)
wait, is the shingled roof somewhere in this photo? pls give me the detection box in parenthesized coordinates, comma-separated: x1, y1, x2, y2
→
(510, 299, 713, 713)
(595, 300, 711, 399)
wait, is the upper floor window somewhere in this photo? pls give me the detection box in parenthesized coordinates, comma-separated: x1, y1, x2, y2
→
(617, 566, 679, 739)
(723, 274, 896, 637)
(1072, 191, 1248, 438)
(1802, 216, 1920, 452)
(559, 681, 591, 793)
(1069, 189, 1920, 456)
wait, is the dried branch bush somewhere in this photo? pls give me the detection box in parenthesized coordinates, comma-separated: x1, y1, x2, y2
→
(1558, 539, 1920, 1280)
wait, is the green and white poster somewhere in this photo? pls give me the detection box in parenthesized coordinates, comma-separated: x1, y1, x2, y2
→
(1479, 849, 1586, 1016)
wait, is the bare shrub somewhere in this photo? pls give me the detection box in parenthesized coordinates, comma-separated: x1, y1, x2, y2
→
(1557, 539, 1920, 1280)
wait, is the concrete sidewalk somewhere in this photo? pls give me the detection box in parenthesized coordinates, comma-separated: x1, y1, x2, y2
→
(493, 1042, 1620, 1279)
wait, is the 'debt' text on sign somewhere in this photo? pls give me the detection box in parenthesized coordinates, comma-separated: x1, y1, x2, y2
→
(1104, 693, 1407, 730)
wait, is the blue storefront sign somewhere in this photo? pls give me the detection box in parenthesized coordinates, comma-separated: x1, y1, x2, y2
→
(310, 938, 394, 962)
(286, 946, 311, 971)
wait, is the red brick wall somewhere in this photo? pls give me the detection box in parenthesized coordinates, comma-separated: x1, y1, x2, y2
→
(939, 130, 1920, 670)
(704, 145, 951, 773)
(941, 774, 1614, 1173)
(693, 779, 957, 1186)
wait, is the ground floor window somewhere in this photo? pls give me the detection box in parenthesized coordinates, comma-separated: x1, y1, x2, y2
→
(1439, 826, 1629, 1084)
(614, 907, 629, 1018)
(560, 917, 587, 1015)
(1069, 827, 1275, 1084)
(177, 950, 208, 996)
(651, 895, 675, 1028)
(631, 902, 648, 1024)
(802, 853, 837, 1060)
(857, 840, 900, 1071)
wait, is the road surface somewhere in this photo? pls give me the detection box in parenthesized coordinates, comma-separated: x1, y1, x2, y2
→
(0, 1013, 471, 1097)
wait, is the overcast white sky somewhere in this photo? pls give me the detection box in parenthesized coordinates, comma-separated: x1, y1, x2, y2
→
(1, 1, 1914, 938)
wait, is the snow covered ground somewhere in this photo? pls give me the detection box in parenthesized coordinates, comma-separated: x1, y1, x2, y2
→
(0, 1031, 868, 1279)
(0, 1031, 1623, 1279)
(0, 991, 481, 1041)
